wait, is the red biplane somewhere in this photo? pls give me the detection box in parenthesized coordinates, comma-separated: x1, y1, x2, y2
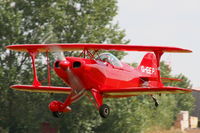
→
(6, 44, 193, 118)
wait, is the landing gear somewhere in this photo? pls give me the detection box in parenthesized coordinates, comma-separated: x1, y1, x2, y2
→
(99, 104, 110, 118)
(90, 89, 110, 118)
(49, 100, 72, 118)
(151, 95, 159, 107)
(52, 111, 64, 118)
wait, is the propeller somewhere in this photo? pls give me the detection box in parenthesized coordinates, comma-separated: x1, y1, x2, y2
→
(66, 68, 84, 93)
(48, 46, 85, 113)
(51, 46, 84, 94)
(51, 46, 66, 61)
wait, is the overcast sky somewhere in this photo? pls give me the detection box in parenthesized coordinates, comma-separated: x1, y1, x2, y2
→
(116, 0, 200, 87)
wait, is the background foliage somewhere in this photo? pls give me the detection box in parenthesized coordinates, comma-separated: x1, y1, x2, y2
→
(0, 0, 194, 133)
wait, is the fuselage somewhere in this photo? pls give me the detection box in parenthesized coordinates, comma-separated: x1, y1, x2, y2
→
(54, 56, 144, 92)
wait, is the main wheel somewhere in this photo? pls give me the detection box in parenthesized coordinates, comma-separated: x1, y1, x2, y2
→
(99, 104, 110, 118)
(52, 111, 64, 118)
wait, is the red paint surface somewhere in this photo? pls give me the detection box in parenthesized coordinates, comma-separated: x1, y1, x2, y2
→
(6, 44, 192, 114)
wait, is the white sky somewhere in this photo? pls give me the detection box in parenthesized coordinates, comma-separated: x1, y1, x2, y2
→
(117, 0, 200, 87)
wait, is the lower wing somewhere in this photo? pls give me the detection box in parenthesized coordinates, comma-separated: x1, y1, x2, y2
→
(11, 85, 72, 94)
(102, 86, 192, 98)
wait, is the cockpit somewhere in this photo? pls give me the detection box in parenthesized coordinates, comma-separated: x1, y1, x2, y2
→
(96, 53, 122, 67)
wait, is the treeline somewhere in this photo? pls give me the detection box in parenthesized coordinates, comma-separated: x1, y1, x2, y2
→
(0, 1, 194, 133)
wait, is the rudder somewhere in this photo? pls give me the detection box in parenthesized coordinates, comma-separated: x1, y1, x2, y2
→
(137, 53, 158, 77)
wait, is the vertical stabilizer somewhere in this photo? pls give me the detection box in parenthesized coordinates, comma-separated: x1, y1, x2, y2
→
(138, 53, 158, 77)
(137, 52, 164, 87)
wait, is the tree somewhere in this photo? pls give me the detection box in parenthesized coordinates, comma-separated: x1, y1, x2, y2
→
(0, 1, 194, 133)
(0, 0, 128, 132)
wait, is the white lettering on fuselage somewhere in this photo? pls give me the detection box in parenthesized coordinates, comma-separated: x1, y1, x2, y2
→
(141, 66, 155, 75)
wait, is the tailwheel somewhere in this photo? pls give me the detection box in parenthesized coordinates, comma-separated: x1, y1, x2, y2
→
(99, 104, 110, 118)
(154, 101, 159, 107)
(52, 111, 64, 118)
(151, 95, 159, 108)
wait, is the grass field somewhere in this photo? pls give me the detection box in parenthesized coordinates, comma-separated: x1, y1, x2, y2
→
(144, 127, 183, 133)
(145, 127, 200, 133)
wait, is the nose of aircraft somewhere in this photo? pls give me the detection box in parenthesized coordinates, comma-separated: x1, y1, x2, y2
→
(59, 60, 70, 70)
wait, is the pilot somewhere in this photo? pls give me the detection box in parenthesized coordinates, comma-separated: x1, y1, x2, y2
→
(102, 58, 109, 62)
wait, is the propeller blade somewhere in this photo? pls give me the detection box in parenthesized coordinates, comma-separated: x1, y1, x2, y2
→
(55, 52, 66, 61)
(50, 46, 66, 61)
(50, 46, 84, 93)
(66, 68, 84, 93)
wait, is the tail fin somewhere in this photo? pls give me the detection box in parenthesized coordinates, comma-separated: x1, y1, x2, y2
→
(137, 53, 158, 77)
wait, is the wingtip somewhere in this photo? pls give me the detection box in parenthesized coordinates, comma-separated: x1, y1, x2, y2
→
(185, 49, 193, 53)
(6, 45, 12, 49)
(192, 87, 200, 92)
(176, 47, 192, 53)
(5, 45, 17, 51)
(10, 85, 19, 89)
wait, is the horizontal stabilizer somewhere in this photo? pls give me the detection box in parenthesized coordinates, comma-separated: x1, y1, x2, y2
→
(161, 77, 182, 83)
(6, 44, 192, 53)
(102, 86, 192, 98)
(11, 85, 72, 94)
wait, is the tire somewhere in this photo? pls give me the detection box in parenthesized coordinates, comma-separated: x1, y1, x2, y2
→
(52, 111, 64, 118)
(99, 104, 110, 118)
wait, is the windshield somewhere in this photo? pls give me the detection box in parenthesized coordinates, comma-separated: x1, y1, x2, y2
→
(97, 53, 122, 67)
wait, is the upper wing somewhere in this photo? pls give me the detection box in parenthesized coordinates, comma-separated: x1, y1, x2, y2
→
(11, 85, 72, 94)
(192, 87, 200, 92)
(102, 86, 192, 98)
(6, 43, 192, 53)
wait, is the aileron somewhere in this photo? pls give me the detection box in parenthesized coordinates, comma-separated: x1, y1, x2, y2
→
(11, 85, 72, 94)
